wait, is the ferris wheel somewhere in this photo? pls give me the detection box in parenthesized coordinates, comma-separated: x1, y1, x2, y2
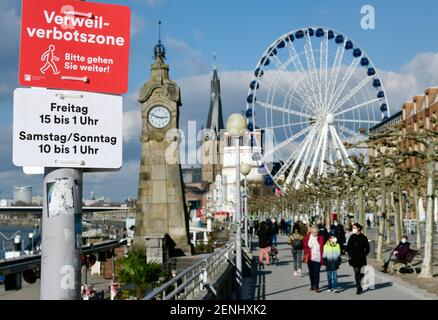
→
(246, 26, 389, 189)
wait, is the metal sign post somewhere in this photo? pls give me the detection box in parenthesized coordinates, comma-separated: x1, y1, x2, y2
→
(40, 167, 82, 300)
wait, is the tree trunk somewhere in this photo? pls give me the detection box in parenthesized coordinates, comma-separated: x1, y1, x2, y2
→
(136, 286, 144, 300)
(393, 185, 402, 244)
(376, 177, 386, 262)
(413, 187, 421, 250)
(325, 199, 331, 228)
(419, 153, 435, 278)
(399, 188, 405, 237)
(386, 192, 392, 244)
(358, 186, 366, 234)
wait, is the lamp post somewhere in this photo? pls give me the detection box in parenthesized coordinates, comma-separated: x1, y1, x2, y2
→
(240, 163, 251, 248)
(226, 113, 247, 300)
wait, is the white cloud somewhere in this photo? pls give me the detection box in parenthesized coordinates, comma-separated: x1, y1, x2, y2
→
(379, 52, 438, 112)
(83, 160, 139, 200)
(130, 13, 146, 37)
(123, 109, 141, 143)
(165, 36, 210, 76)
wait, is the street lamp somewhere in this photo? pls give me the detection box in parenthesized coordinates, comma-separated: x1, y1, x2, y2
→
(226, 113, 247, 300)
(240, 163, 251, 248)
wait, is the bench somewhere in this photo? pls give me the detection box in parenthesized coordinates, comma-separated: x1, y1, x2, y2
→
(391, 249, 418, 274)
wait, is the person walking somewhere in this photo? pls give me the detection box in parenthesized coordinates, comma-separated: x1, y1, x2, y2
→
(330, 219, 346, 252)
(279, 218, 286, 235)
(303, 225, 325, 292)
(271, 218, 279, 247)
(249, 218, 255, 237)
(258, 221, 272, 265)
(323, 235, 342, 292)
(344, 224, 353, 247)
(288, 224, 304, 276)
(345, 223, 370, 295)
(316, 218, 329, 242)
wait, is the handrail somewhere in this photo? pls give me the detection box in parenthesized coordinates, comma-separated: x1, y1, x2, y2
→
(0, 231, 22, 241)
(144, 240, 235, 300)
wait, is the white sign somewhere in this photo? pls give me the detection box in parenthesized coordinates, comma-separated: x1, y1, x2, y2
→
(13, 88, 122, 169)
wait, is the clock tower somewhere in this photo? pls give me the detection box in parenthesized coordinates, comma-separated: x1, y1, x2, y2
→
(134, 35, 191, 256)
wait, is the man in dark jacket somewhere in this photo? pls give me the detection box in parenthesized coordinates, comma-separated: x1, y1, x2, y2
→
(258, 221, 273, 265)
(382, 235, 411, 273)
(271, 218, 279, 247)
(345, 223, 370, 295)
(330, 219, 346, 251)
(316, 218, 329, 242)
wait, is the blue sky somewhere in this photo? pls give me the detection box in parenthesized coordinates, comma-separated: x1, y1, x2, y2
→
(1, 0, 438, 201)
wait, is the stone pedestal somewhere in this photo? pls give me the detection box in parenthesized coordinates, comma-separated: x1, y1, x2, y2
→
(145, 234, 168, 265)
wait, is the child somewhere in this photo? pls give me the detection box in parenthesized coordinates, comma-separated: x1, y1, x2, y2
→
(323, 235, 342, 292)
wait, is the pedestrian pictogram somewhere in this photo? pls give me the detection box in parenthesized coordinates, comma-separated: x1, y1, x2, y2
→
(40, 45, 60, 75)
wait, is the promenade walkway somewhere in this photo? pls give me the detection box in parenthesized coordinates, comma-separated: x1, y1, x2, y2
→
(243, 235, 437, 300)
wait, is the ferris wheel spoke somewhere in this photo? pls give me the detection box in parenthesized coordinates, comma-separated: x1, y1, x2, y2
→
(334, 98, 381, 117)
(265, 121, 309, 130)
(286, 129, 316, 185)
(279, 126, 317, 182)
(319, 123, 329, 174)
(329, 74, 373, 113)
(326, 43, 347, 111)
(258, 76, 308, 109)
(304, 33, 323, 108)
(285, 41, 320, 108)
(337, 118, 380, 124)
(329, 125, 353, 166)
(276, 71, 316, 112)
(308, 125, 326, 177)
(261, 125, 312, 162)
(328, 57, 361, 110)
(336, 124, 362, 139)
(256, 100, 312, 119)
(293, 128, 320, 185)
(270, 54, 317, 111)
(330, 78, 372, 114)
(320, 32, 329, 106)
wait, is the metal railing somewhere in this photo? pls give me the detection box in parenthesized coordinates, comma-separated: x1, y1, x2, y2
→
(0, 239, 125, 275)
(144, 240, 235, 300)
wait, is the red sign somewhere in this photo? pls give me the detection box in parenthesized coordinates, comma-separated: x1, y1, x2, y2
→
(19, 0, 130, 94)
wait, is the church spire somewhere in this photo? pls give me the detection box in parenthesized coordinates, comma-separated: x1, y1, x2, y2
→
(206, 53, 224, 134)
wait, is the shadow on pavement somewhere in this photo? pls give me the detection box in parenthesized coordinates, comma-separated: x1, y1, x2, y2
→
(263, 283, 315, 297)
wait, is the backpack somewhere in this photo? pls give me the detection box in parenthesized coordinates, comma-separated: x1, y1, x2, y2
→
(292, 238, 302, 250)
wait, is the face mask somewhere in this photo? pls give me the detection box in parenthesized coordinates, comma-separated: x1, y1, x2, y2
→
(352, 228, 358, 234)
(334, 222, 338, 226)
(401, 239, 407, 244)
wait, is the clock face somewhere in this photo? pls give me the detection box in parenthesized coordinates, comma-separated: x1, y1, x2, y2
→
(148, 106, 171, 129)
